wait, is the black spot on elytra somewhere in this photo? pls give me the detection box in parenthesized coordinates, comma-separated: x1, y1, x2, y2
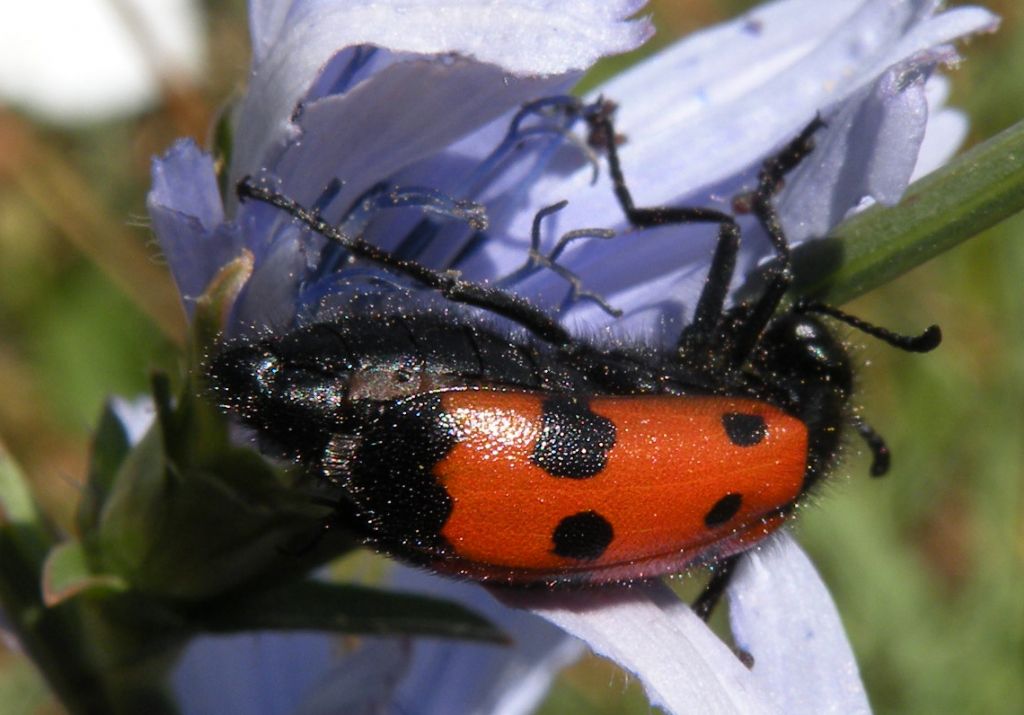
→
(532, 396, 615, 478)
(704, 493, 743, 528)
(722, 412, 767, 447)
(339, 394, 455, 550)
(552, 511, 613, 561)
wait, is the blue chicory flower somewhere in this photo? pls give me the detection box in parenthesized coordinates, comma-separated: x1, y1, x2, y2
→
(147, 0, 998, 713)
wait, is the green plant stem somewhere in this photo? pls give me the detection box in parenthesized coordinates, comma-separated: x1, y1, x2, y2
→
(794, 117, 1024, 304)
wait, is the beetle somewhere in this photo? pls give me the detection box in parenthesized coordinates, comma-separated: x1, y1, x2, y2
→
(207, 100, 939, 617)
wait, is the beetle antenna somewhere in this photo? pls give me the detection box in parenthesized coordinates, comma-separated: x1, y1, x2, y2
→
(852, 417, 891, 477)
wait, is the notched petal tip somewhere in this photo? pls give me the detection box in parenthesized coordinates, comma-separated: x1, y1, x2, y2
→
(148, 139, 224, 229)
(148, 141, 247, 311)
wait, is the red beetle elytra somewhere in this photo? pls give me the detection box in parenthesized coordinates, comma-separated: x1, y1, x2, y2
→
(208, 99, 939, 617)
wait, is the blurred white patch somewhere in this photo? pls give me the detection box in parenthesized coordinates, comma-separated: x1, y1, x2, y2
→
(913, 75, 970, 180)
(0, 0, 204, 123)
(109, 395, 156, 445)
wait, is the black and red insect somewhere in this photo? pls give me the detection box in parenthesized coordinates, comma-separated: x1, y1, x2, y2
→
(207, 101, 939, 616)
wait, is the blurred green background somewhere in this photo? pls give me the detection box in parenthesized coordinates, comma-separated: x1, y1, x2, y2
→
(0, 1, 1020, 713)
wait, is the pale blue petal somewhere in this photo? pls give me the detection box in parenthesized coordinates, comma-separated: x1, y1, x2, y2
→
(147, 140, 244, 312)
(293, 640, 409, 715)
(777, 52, 936, 242)
(233, 0, 651, 185)
(511, 583, 776, 715)
(727, 533, 872, 715)
(478, 0, 999, 336)
(266, 60, 576, 219)
(913, 76, 969, 180)
(581, 0, 997, 209)
(172, 566, 582, 715)
(230, 229, 313, 334)
(247, 0, 297, 65)
(148, 140, 223, 234)
(386, 567, 584, 715)
(174, 632, 337, 715)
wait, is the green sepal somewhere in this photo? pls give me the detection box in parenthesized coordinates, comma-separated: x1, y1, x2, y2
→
(189, 250, 253, 370)
(43, 541, 129, 605)
(0, 442, 53, 564)
(192, 579, 505, 642)
(77, 400, 134, 535)
(211, 93, 240, 200)
(0, 444, 58, 648)
(89, 374, 335, 600)
(0, 445, 116, 713)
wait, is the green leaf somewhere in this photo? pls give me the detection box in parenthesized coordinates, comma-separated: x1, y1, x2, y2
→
(93, 423, 327, 599)
(194, 579, 505, 643)
(0, 444, 116, 713)
(792, 117, 1024, 304)
(212, 95, 239, 199)
(0, 442, 53, 564)
(42, 541, 128, 606)
(88, 371, 341, 600)
(78, 400, 134, 534)
(0, 444, 57, 649)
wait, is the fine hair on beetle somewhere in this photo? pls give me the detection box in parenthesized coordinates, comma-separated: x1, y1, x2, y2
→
(206, 96, 940, 616)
